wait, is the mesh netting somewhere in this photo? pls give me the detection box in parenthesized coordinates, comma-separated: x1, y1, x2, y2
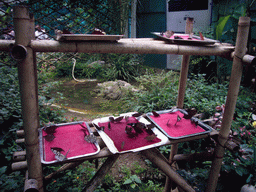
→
(0, 0, 130, 68)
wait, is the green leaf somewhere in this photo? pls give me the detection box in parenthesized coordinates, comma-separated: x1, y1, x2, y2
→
(123, 179, 132, 185)
(216, 15, 231, 40)
(131, 175, 141, 184)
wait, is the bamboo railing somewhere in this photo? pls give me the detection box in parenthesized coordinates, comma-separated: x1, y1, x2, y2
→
(1, 5, 254, 192)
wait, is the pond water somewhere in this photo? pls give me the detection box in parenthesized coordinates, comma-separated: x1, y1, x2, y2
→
(49, 79, 124, 121)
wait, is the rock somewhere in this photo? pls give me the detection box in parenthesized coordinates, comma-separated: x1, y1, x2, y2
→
(94, 80, 139, 100)
(241, 184, 256, 192)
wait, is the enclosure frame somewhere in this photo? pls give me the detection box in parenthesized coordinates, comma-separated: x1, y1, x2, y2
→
(0, 6, 255, 192)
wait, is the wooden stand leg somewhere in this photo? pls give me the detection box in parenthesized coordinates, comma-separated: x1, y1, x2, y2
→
(141, 148, 195, 192)
(83, 155, 119, 192)
(206, 17, 250, 192)
(14, 6, 44, 192)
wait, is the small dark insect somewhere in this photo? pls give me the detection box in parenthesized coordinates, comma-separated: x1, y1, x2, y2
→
(121, 141, 125, 149)
(145, 123, 155, 129)
(125, 125, 133, 134)
(174, 36, 183, 39)
(132, 112, 142, 117)
(109, 117, 114, 122)
(144, 134, 157, 141)
(109, 116, 124, 123)
(183, 108, 197, 119)
(145, 127, 154, 135)
(175, 115, 182, 126)
(43, 125, 58, 142)
(133, 125, 144, 134)
(167, 119, 170, 126)
(191, 119, 199, 127)
(114, 116, 124, 122)
(44, 134, 55, 142)
(152, 111, 160, 117)
(51, 147, 64, 152)
(51, 147, 69, 161)
(125, 126, 138, 138)
(43, 125, 58, 134)
(108, 122, 111, 130)
(125, 116, 129, 122)
(93, 123, 105, 131)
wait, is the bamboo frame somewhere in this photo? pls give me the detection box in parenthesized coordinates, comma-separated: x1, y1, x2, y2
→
(206, 17, 251, 192)
(1, 6, 253, 192)
(13, 6, 44, 192)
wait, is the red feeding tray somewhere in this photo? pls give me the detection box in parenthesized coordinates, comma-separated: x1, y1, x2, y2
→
(146, 109, 212, 139)
(39, 121, 100, 164)
(92, 113, 169, 154)
(151, 32, 218, 45)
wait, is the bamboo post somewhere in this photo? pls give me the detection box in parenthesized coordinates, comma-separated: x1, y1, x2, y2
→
(13, 6, 43, 192)
(83, 155, 120, 192)
(164, 17, 194, 192)
(142, 148, 195, 192)
(206, 17, 250, 192)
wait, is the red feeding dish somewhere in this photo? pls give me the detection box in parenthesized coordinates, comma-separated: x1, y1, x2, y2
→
(96, 116, 163, 153)
(147, 109, 212, 139)
(40, 122, 100, 164)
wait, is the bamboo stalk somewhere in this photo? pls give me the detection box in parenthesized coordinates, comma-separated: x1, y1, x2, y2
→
(30, 39, 233, 56)
(12, 161, 28, 171)
(83, 154, 120, 192)
(141, 148, 195, 192)
(13, 151, 26, 162)
(206, 17, 250, 192)
(16, 130, 25, 137)
(14, 6, 43, 192)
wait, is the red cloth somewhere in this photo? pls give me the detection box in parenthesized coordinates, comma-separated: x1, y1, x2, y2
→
(149, 111, 205, 138)
(42, 122, 97, 162)
(98, 116, 161, 152)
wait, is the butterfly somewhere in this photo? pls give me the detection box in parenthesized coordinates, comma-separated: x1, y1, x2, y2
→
(93, 123, 105, 131)
(43, 125, 58, 142)
(183, 108, 197, 119)
(152, 111, 160, 117)
(109, 116, 124, 123)
(144, 134, 157, 141)
(51, 147, 70, 161)
(80, 124, 97, 144)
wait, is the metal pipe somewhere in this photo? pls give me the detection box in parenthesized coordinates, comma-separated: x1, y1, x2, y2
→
(206, 17, 251, 192)
(13, 6, 44, 192)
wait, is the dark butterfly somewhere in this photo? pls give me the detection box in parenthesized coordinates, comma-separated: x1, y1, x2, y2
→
(152, 111, 160, 117)
(51, 147, 64, 152)
(108, 122, 111, 130)
(109, 116, 124, 123)
(183, 108, 197, 119)
(190, 119, 199, 127)
(125, 126, 138, 138)
(51, 147, 69, 161)
(43, 125, 58, 142)
(144, 134, 157, 141)
(132, 112, 143, 117)
(44, 134, 55, 142)
(43, 125, 58, 134)
(174, 36, 183, 39)
(175, 115, 182, 126)
(93, 123, 105, 131)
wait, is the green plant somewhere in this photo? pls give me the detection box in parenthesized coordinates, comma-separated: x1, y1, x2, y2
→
(215, 1, 256, 41)
(102, 54, 145, 82)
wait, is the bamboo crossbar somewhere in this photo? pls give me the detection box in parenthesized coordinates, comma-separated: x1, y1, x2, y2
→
(30, 39, 234, 56)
